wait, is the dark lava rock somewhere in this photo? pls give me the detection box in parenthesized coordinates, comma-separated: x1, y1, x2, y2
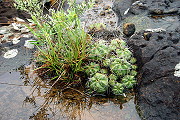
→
(0, 37, 35, 72)
(112, 0, 180, 26)
(112, 0, 136, 24)
(130, 0, 180, 16)
(0, 0, 30, 26)
(123, 23, 135, 37)
(0, 17, 9, 24)
(127, 29, 180, 120)
(113, 1, 180, 118)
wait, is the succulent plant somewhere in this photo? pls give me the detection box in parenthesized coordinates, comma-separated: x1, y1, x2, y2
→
(85, 62, 100, 76)
(110, 62, 131, 76)
(121, 75, 136, 89)
(88, 73, 109, 93)
(103, 59, 111, 67)
(100, 69, 108, 74)
(112, 83, 124, 95)
(130, 70, 137, 76)
(130, 57, 137, 64)
(86, 38, 137, 95)
(109, 74, 117, 86)
(89, 40, 109, 60)
(88, 23, 106, 31)
(109, 39, 127, 50)
(116, 48, 132, 60)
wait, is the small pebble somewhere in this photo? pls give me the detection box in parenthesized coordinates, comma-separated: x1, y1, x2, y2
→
(12, 37, 20, 44)
(3, 49, 18, 59)
(22, 34, 31, 38)
(143, 32, 152, 41)
(100, 11, 106, 16)
(24, 39, 36, 49)
(21, 27, 30, 33)
(174, 63, 180, 77)
(103, 5, 111, 10)
(15, 17, 25, 23)
(0, 28, 8, 34)
(123, 23, 136, 37)
(12, 23, 22, 31)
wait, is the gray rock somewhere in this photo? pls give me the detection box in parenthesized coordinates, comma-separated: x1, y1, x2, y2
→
(0, 26, 11, 34)
(112, 0, 136, 24)
(112, 0, 180, 32)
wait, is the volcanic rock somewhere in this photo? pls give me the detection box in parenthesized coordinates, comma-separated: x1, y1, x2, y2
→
(127, 29, 180, 120)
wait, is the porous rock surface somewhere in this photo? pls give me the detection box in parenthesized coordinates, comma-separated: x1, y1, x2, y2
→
(113, 0, 180, 119)
(127, 28, 180, 120)
(0, 0, 30, 26)
(113, 0, 180, 23)
(113, 0, 180, 32)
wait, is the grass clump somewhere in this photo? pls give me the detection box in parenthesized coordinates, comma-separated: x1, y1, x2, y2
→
(13, 0, 94, 83)
(28, 9, 91, 82)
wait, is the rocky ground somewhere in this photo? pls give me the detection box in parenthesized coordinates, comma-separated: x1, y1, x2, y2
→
(0, 0, 36, 73)
(113, 0, 180, 120)
(0, 0, 179, 120)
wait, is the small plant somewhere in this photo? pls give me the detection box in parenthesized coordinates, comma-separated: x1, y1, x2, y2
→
(12, 0, 95, 84)
(88, 73, 109, 93)
(88, 23, 106, 32)
(14, 0, 94, 15)
(68, 0, 94, 15)
(14, 0, 43, 16)
(85, 39, 137, 95)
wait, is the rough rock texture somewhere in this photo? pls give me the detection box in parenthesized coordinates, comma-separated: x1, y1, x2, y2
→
(113, 0, 180, 23)
(112, 0, 136, 24)
(123, 23, 135, 37)
(113, 0, 180, 32)
(127, 29, 180, 120)
(112, 1, 180, 118)
(0, 0, 35, 72)
(129, 0, 180, 17)
(0, 0, 30, 26)
(113, 1, 180, 119)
